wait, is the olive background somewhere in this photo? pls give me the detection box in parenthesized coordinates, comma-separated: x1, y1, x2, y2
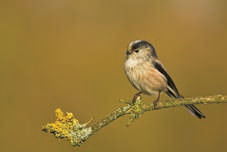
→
(1, 0, 227, 152)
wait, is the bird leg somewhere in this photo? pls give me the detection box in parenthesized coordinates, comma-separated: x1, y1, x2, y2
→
(153, 91, 161, 109)
(132, 92, 142, 104)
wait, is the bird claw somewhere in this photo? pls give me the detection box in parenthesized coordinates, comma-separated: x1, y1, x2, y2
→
(132, 95, 142, 105)
(153, 101, 158, 109)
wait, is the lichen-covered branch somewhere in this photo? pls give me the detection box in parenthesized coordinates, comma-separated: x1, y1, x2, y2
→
(42, 95, 227, 147)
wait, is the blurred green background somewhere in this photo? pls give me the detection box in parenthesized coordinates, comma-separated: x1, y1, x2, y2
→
(1, 0, 227, 152)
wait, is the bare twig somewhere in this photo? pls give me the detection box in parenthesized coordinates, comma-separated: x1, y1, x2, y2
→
(42, 95, 227, 147)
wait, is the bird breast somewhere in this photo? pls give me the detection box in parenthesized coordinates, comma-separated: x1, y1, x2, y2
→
(124, 58, 167, 95)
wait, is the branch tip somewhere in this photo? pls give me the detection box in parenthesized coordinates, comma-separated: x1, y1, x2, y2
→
(42, 108, 92, 146)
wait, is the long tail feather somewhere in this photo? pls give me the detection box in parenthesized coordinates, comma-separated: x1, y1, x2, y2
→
(184, 104, 206, 119)
(166, 89, 205, 119)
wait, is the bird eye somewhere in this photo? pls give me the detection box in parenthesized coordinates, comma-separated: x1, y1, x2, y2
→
(135, 50, 139, 53)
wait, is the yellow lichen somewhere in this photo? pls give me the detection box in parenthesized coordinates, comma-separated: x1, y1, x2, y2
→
(126, 98, 145, 126)
(42, 108, 79, 139)
(55, 108, 64, 120)
(42, 108, 92, 146)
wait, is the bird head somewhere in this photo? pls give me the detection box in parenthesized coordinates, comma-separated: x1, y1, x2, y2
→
(126, 40, 157, 60)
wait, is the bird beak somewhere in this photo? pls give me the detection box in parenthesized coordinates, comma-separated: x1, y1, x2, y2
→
(126, 50, 132, 55)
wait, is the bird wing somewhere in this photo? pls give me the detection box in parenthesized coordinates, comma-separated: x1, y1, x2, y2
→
(152, 60, 205, 118)
(152, 60, 181, 98)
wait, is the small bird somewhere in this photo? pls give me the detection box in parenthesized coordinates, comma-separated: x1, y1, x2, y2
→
(124, 40, 205, 119)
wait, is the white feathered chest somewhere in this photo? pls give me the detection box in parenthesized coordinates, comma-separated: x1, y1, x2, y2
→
(124, 57, 167, 95)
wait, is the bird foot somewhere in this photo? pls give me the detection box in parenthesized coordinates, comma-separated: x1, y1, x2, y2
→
(132, 95, 141, 105)
(153, 101, 158, 109)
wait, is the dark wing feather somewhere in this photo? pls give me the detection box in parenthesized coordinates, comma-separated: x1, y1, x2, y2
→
(152, 60, 181, 98)
(152, 60, 205, 119)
